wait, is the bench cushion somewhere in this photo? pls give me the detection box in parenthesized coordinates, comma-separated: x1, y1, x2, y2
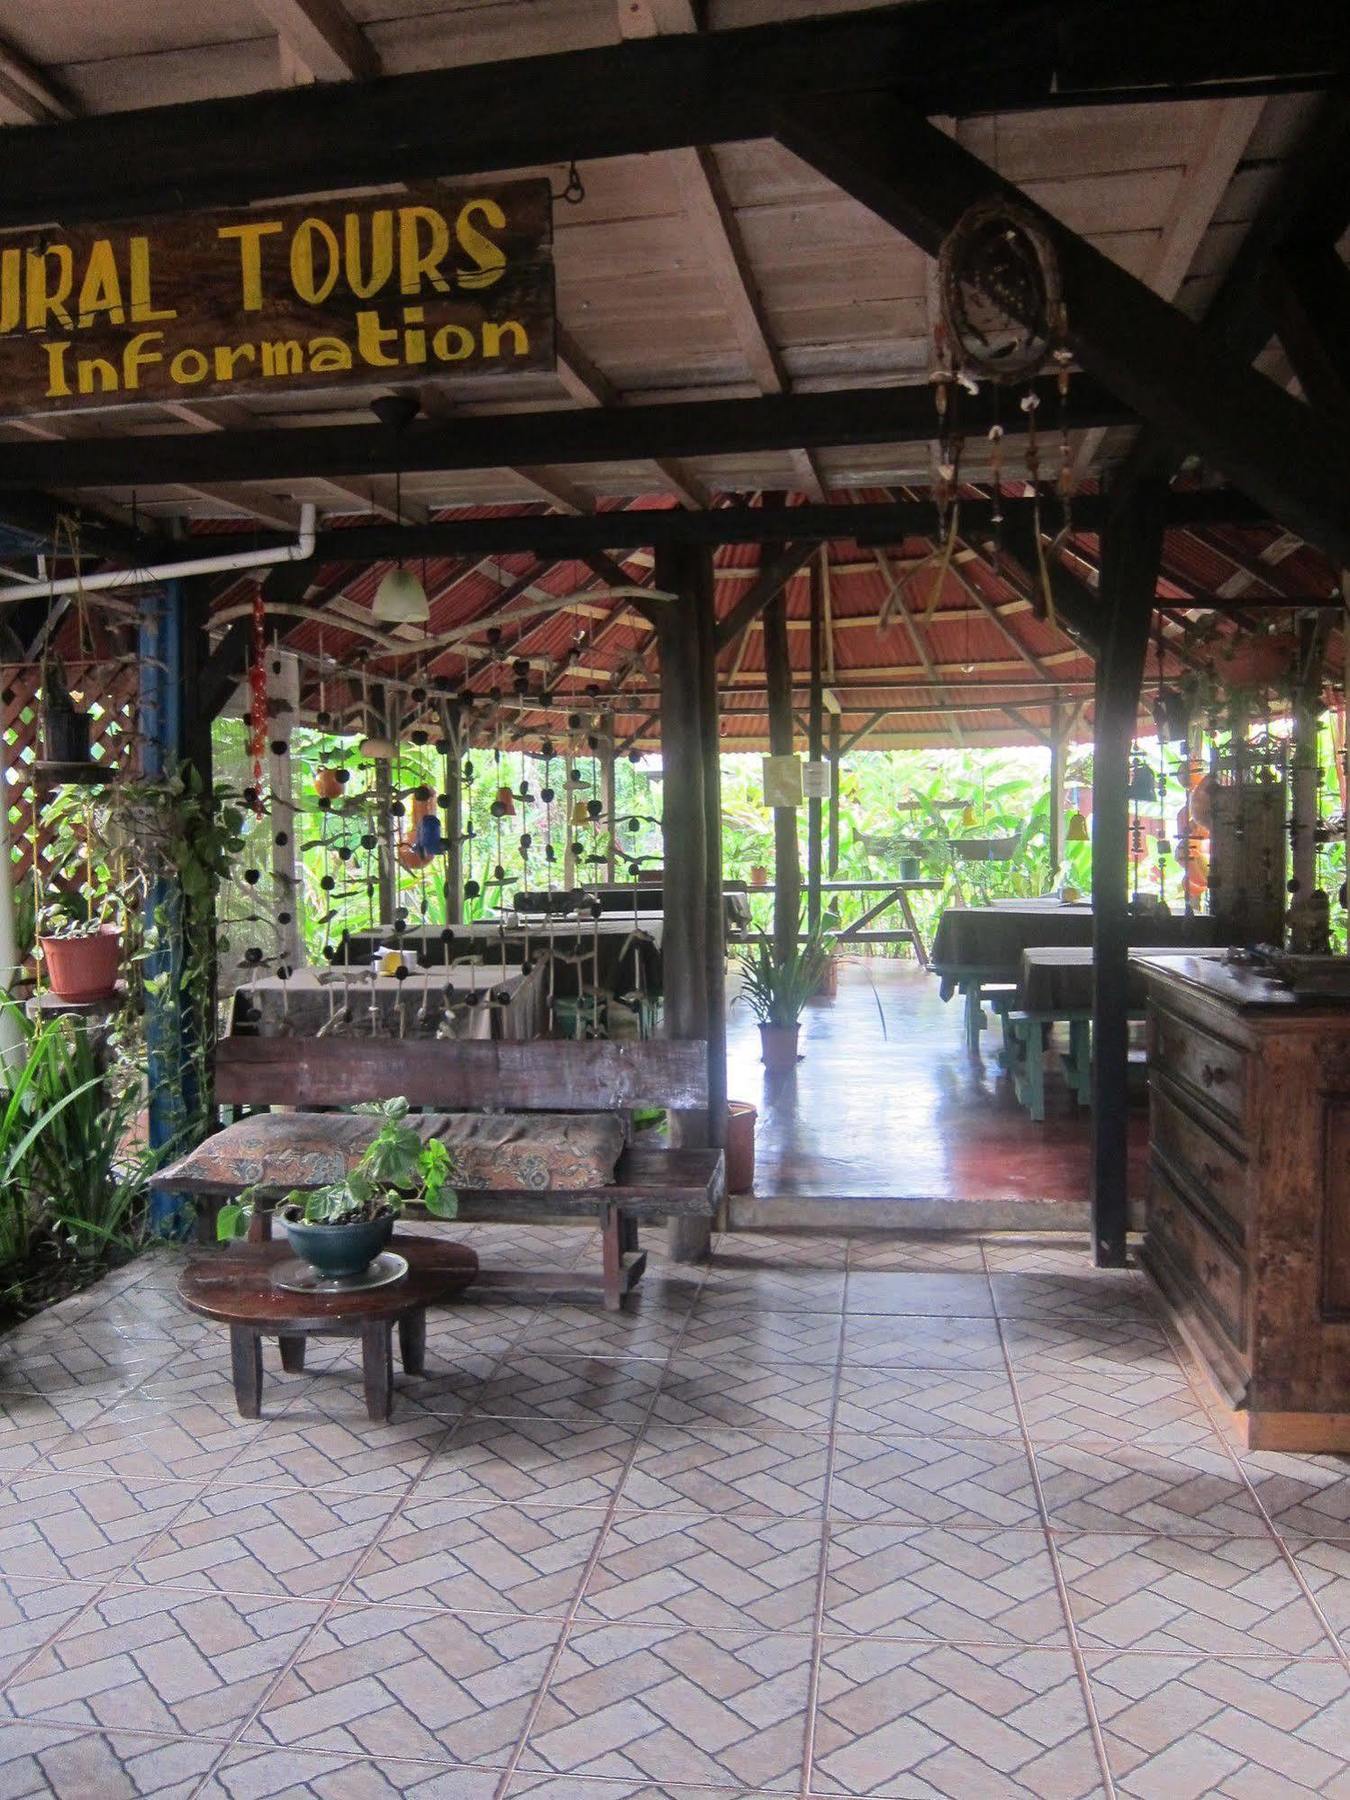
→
(162, 1110, 627, 1194)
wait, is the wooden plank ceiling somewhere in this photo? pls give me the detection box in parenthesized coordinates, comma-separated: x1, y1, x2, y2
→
(0, 0, 1342, 747)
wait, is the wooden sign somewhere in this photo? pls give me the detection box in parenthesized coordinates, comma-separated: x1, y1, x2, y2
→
(0, 179, 553, 418)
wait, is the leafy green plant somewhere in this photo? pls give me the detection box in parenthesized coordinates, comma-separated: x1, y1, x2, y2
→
(0, 1015, 107, 1268)
(26, 1014, 163, 1259)
(737, 932, 831, 1028)
(217, 1097, 458, 1238)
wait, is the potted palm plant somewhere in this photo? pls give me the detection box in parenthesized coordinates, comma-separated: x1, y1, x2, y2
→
(738, 932, 830, 1072)
(217, 1097, 458, 1280)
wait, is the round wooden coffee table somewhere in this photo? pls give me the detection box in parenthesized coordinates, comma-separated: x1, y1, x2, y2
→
(178, 1233, 478, 1421)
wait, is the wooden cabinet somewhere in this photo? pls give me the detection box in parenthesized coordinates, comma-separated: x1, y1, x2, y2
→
(1140, 954, 1350, 1451)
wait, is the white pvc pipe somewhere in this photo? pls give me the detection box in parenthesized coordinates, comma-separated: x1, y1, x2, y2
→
(0, 504, 317, 604)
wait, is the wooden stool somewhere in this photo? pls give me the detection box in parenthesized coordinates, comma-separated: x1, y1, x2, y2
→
(177, 1234, 478, 1422)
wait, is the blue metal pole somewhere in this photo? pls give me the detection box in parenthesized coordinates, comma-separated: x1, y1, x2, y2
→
(139, 579, 193, 1233)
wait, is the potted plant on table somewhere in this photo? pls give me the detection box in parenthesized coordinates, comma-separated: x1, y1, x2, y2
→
(737, 931, 831, 1072)
(217, 1097, 459, 1281)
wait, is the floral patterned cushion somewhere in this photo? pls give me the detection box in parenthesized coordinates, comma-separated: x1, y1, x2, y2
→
(160, 1110, 626, 1193)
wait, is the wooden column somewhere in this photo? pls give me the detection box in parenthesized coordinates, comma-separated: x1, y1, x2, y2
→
(442, 706, 463, 924)
(1091, 478, 1166, 1267)
(1048, 700, 1067, 879)
(694, 551, 727, 1173)
(763, 589, 799, 962)
(828, 712, 842, 878)
(806, 551, 825, 934)
(654, 544, 716, 1261)
(602, 725, 618, 883)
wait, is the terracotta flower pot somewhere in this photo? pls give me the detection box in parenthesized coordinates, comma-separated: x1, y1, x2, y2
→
(40, 928, 121, 1002)
(749, 866, 769, 888)
(759, 1022, 800, 1072)
(725, 1100, 757, 1194)
(314, 767, 343, 801)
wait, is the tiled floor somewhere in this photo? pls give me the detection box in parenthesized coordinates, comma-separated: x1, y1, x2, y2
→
(1, 1227, 1350, 1797)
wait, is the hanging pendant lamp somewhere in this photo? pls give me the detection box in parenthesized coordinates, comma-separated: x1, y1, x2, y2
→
(370, 397, 429, 624)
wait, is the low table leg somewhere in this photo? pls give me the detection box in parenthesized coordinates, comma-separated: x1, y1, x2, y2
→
(361, 1320, 394, 1421)
(397, 1308, 427, 1376)
(278, 1335, 306, 1373)
(230, 1326, 263, 1419)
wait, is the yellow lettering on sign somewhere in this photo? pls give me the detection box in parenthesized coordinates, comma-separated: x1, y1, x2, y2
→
(25, 246, 75, 331)
(431, 321, 474, 363)
(402, 305, 426, 365)
(129, 238, 176, 323)
(213, 343, 257, 381)
(397, 206, 451, 297)
(483, 319, 529, 359)
(309, 336, 353, 373)
(455, 199, 506, 291)
(41, 340, 72, 397)
(170, 346, 209, 384)
(122, 331, 164, 388)
(291, 219, 341, 306)
(0, 249, 20, 333)
(260, 340, 304, 378)
(76, 355, 118, 395)
(356, 309, 400, 366)
(76, 240, 125, 326)
(218, 221, 284, 311)
(344, 210, 393, 299)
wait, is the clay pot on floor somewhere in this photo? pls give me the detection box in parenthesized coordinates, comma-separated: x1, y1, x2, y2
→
(759, 1023, 800, 1072)
(725, 1100, 757, 1194)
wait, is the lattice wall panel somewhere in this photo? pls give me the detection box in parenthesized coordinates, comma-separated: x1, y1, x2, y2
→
(4, 660, 139, 895)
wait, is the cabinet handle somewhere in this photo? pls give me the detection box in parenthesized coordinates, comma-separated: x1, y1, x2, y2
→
(1201, 1063, 1229, 1087)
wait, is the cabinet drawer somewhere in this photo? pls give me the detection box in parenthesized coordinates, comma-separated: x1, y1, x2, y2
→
(1151, 1081, 1247, 1236)
(1148, 1168, 1247, 1349)
(1151, 1004, 1247, 1129)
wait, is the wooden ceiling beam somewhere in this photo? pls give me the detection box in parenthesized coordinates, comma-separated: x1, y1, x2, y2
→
(714, 542, 814, 651)
(0, 377, 1130, 491)
(251, 0, 380, 82)
(0, 32, 76, 125)
(772, 94, 1350, 566)
(180, 490, 1265, 564)
(555, 328, 708, 510)
(1264, 240, 1350, 429)
(0, 2, 1341, 226)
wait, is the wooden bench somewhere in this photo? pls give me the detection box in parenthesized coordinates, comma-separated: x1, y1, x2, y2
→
(163, 1036, 724, 1312)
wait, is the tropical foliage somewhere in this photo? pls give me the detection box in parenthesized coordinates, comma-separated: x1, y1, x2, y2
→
(736, 932, 832, 1028)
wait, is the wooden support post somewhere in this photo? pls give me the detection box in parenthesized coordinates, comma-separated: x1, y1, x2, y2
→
(1091, 479, 1167, 1268)
(694, 550, 727, 1206)
(602, 726, 618, 883)
(442, 706, 463, 924)
(763, 590, 799, 963)
(266, 652, 301, 971)
(655, 544, 714, 1262)
(828, 712, 842, 879)
(1048, 700, 1067, 879)
(140, 574, 214, 1232)
(807, 551, 825, 935)
(1291, 612, 1332, 913)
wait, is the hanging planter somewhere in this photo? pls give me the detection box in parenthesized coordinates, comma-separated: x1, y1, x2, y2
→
(39, 926, 122, 1003)
(314, 767, 344, 801)
(40, 662, 91, 765)
(952, 837, 1018, 862)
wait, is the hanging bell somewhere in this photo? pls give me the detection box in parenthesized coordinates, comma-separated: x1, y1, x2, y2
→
(960, 804, 978, 829)
(571, 798, 591, 828)
(1128, 761, 1157, 803)
(1066, 811, 1090, 844)
(493, 785, 517, 816)
(414, 813, 444, 856)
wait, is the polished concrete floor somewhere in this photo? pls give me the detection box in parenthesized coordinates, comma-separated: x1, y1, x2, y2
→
(3, 1227, 1349, 1798)
(725, 961, 1147, 1207)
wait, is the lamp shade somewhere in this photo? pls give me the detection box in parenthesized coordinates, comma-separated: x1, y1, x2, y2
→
(359, 734, 395, 760)
(372, 565, 429, 624)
